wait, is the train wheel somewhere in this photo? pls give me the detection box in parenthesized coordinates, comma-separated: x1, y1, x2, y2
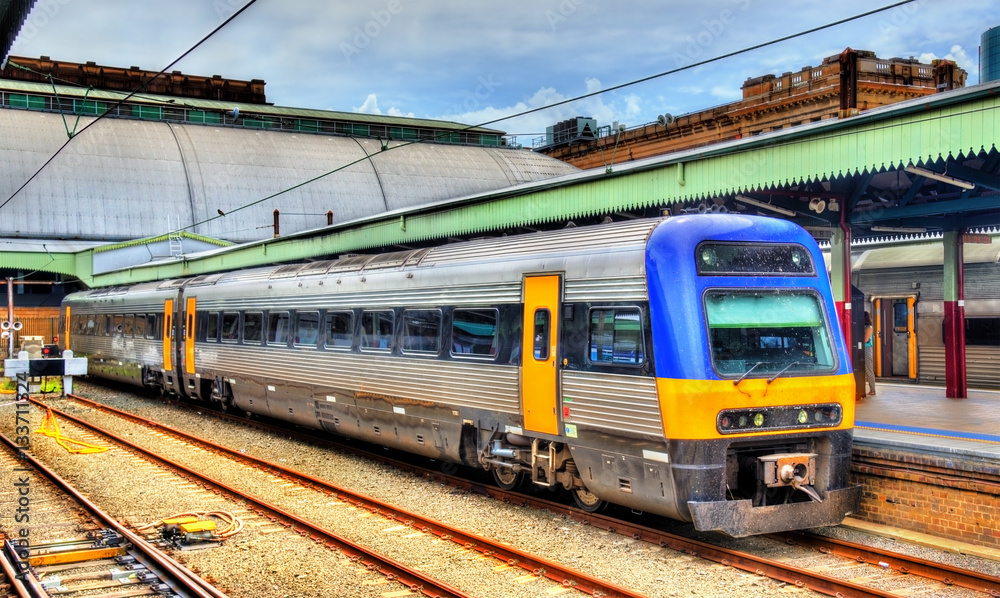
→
(572, 487, 606, 513)
(492, 467, 525, 491)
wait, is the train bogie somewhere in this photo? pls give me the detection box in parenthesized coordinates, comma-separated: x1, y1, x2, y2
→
(62, 215, 861, 536)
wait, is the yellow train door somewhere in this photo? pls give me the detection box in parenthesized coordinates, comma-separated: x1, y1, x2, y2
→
(521, 275, 561, 435)
(185, 297, 196, 375)
(163, 299, 174, 371)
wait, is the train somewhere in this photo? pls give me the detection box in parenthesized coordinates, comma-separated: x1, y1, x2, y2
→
(847, 239, 1000, 389)
(59, 214, 862, 537)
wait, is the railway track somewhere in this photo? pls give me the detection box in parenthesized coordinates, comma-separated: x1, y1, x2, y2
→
(24, 395, 647, 598)
(0, 428, 227, 598)
(50, 390, 1000, 597)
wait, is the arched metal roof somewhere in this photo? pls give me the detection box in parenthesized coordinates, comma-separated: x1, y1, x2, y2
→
(0, 107, 578, 243)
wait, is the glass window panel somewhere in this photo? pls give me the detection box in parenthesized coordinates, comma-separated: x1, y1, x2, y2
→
(705, 290, 836, 376)
(361, 310, 394, 351)
(325, 311, 354, 349)
(589, 308, 644, 365)
(533, 309, 550, 360)
(893, 302, 908, 333)
(221, 312, 239, 342)
(268, 311, 290, 345)
(146, 314, 158, 339)
(294, 311, 320, 346)
(206, 312, 218, 342)
(122, 315, 134, 337)
(451, 309, 498, 357)
(401, 309, 441, 354)
(133, 314, 147, 338)
(244, 312, 263, 344)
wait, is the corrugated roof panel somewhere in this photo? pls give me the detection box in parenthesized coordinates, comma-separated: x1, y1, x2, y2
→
(0, 108, 578, 244)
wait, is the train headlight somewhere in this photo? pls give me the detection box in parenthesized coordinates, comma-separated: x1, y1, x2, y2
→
(700, 247, 717, 267)
(791, 250, 804, 266)
(717, 404, 842, 434)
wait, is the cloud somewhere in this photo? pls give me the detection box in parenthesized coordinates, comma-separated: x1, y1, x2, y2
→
(352, 93, 413, 118)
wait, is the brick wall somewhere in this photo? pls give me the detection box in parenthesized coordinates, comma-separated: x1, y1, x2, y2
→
(851, 446, 1000, 548)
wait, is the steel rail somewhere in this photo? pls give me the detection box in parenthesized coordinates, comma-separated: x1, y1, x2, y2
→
(54, 394, 647, 598)
(770, 531, 1000, 595)
(26, 400, 472, 598)
(0, 431, 226, 598)
(63, 392, 1000, 598)
(1, 539, 39, 598)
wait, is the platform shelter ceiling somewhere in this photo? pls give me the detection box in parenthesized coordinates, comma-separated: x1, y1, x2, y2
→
(61, 79, 1000, 287)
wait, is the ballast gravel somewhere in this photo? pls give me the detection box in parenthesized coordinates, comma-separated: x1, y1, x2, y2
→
(5, 381, 997, 598)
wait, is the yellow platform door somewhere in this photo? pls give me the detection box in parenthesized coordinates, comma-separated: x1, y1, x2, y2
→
(521, 275, 560, 435)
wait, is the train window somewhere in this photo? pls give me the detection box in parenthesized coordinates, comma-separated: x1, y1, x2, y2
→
(360, 310, 394, 352)
(892, 302, 908, 333)
(294, 311, 320, 347)
(705, 290, 836, 377)
(533, 309, 550, 361)
(122, 315, 134, 337)
(221, 312, 239, 342)
(401, 309, 442, 355)
(146, 314, 158, 339)
(965, 317, 1000, 346)
(696, 243, 815, 276)
(325, 311, 355, 349)
(133, 314, 146, 338)
(451, 309, 499, 357)
(267, 311, 290, 345)
(588, 308, 644, 365)
(243, 312, 263, 344)
(206, 312, 219, 342)
(112, 315, 124, 335)
(96, 315, 107, 336)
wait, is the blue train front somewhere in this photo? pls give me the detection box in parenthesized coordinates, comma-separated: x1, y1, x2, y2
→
(560, 215, 860, 535)
(61, 214, 860, 537)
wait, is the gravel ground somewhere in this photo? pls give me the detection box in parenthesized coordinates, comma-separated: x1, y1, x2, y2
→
(7, 381, 998, 597)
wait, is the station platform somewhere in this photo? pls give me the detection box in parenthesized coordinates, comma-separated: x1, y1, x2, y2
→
(853, 382, 1000, 460)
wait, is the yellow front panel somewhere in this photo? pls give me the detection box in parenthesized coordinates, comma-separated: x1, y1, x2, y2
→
(163, 299, 173, 371)
(63, 305, 71, 350)
(521, 275, 560, 435)
(185, 297, 196, 374)
(656, 373, 856, 440)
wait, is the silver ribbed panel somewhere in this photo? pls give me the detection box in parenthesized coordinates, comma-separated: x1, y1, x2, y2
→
(421, 219, 657, 267)
(195, 345, 520, 413)
(561, 371, 662, 436)
(564, 277, 648, 303)
(191, 281, 522, 311)
(918, 346, 1000, 389)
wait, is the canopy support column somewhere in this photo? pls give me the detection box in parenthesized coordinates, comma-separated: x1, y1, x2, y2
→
(943, 230, 967, 398)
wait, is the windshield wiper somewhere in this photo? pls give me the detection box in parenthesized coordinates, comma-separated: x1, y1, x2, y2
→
(733, 361, 767, 385)
(767, 361, 801, 384)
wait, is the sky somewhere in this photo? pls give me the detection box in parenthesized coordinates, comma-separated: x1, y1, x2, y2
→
(8, 0, 998, 145)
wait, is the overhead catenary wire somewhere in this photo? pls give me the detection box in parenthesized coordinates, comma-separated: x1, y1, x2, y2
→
(2, 1, 917, 234)
(0, 0, 259, 212)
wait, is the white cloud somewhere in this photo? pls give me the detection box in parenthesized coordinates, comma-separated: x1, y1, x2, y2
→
(354, 93, 382, 114)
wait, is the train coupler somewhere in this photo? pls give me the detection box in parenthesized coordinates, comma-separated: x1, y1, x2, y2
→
(756, 453, 821, 502)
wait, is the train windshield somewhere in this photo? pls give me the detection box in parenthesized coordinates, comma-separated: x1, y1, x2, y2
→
(705, 290, 836, 377)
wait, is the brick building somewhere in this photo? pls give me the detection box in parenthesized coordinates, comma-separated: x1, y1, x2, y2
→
(537, 48, 967, 170)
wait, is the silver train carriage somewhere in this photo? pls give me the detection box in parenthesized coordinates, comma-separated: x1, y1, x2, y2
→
(61, 215, 861, 536)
